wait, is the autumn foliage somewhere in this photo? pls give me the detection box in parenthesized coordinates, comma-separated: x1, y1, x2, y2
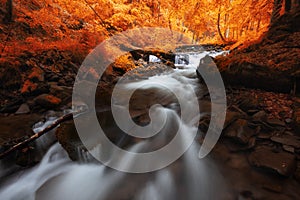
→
(0, 0, 274, 58)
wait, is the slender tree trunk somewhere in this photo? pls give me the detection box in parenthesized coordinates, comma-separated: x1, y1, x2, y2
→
(270, 0, 284, 24)
(217, 7, 226, 43)
(0, 113, 74, 159)
(3, 0, 13, 24)
(256, 16, 261, 34)
(285, 0, 292, 12)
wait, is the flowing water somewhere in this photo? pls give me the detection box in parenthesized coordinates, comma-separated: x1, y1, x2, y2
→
(0, 50, 229, 200)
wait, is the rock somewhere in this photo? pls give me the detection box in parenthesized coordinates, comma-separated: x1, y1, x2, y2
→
(56, 111, 129, 161)
(294, 108, 300, 133)
(48, 74, 60, 82)
(238, 97, 259, 112)
(55, 120, 82, 161)
(216, 58, 294, 93)
(247, 109, 259, 115)
(294, 97, 300, 105)
(282, 145, 295, 153)
(257, 131, 272, 139)
(64, 75, 74, 83)
(285, 118, 292, 124)
(238, 191, 253, 200)
(295, 167, 300, 183)
(224, 119, 255, 144)
(28, 67, 44, 82)
(0, 114, 41, 145)
(224, 136, 256, 152)
(15, 146, 40, 166)
(270, 135, 300, 148)
(0, 62, 22, 91)
(262, 183, 283, 193)
(0, 98, 23, 113)
(252, 111, 267, 122)
(49, 84, 72, 104)
(266, 118, 286, 127)
(34, 94, 62, 109)
(224, 111, 243, 128)
(58, 79, 66, 86)
(21, 80, 49, 96)
(248, 147, 297, 177)
(15, 103, 30, 114)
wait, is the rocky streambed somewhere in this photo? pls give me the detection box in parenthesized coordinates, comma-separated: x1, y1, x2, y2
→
(0, 47, 300, 199)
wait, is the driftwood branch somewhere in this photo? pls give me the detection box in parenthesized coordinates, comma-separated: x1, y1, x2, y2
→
(0, 112, 74, 159)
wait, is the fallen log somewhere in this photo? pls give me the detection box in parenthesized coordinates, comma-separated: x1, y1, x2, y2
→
(0, 112, 74, 159)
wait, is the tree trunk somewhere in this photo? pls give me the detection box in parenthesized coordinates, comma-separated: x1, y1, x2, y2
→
(270, 0, 284, 24)
(285, 0, 292, 12)
(3, 0, 13, 24)
(217, 7, 226, 43)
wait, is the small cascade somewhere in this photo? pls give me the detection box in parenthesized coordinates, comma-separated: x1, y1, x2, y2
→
(0, 49, 228, 200)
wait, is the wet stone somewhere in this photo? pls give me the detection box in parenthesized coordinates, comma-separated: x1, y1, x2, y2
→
(266, 118, 286, 127)
(224, 119, 255, 144)
(282, 145, 295, 153)
(224, 138, 255, 152)
(248, 147, 297, 177)
(270, 135, 300, 148)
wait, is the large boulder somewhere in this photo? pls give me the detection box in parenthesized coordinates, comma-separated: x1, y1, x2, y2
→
(248, 147, 297, 177)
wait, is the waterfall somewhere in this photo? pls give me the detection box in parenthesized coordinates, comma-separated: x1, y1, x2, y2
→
(0, 50, 228, 200)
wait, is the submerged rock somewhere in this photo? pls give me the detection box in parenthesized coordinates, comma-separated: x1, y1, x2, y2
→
(55, 111, 130, 161)
(248, 147, 297, 177)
